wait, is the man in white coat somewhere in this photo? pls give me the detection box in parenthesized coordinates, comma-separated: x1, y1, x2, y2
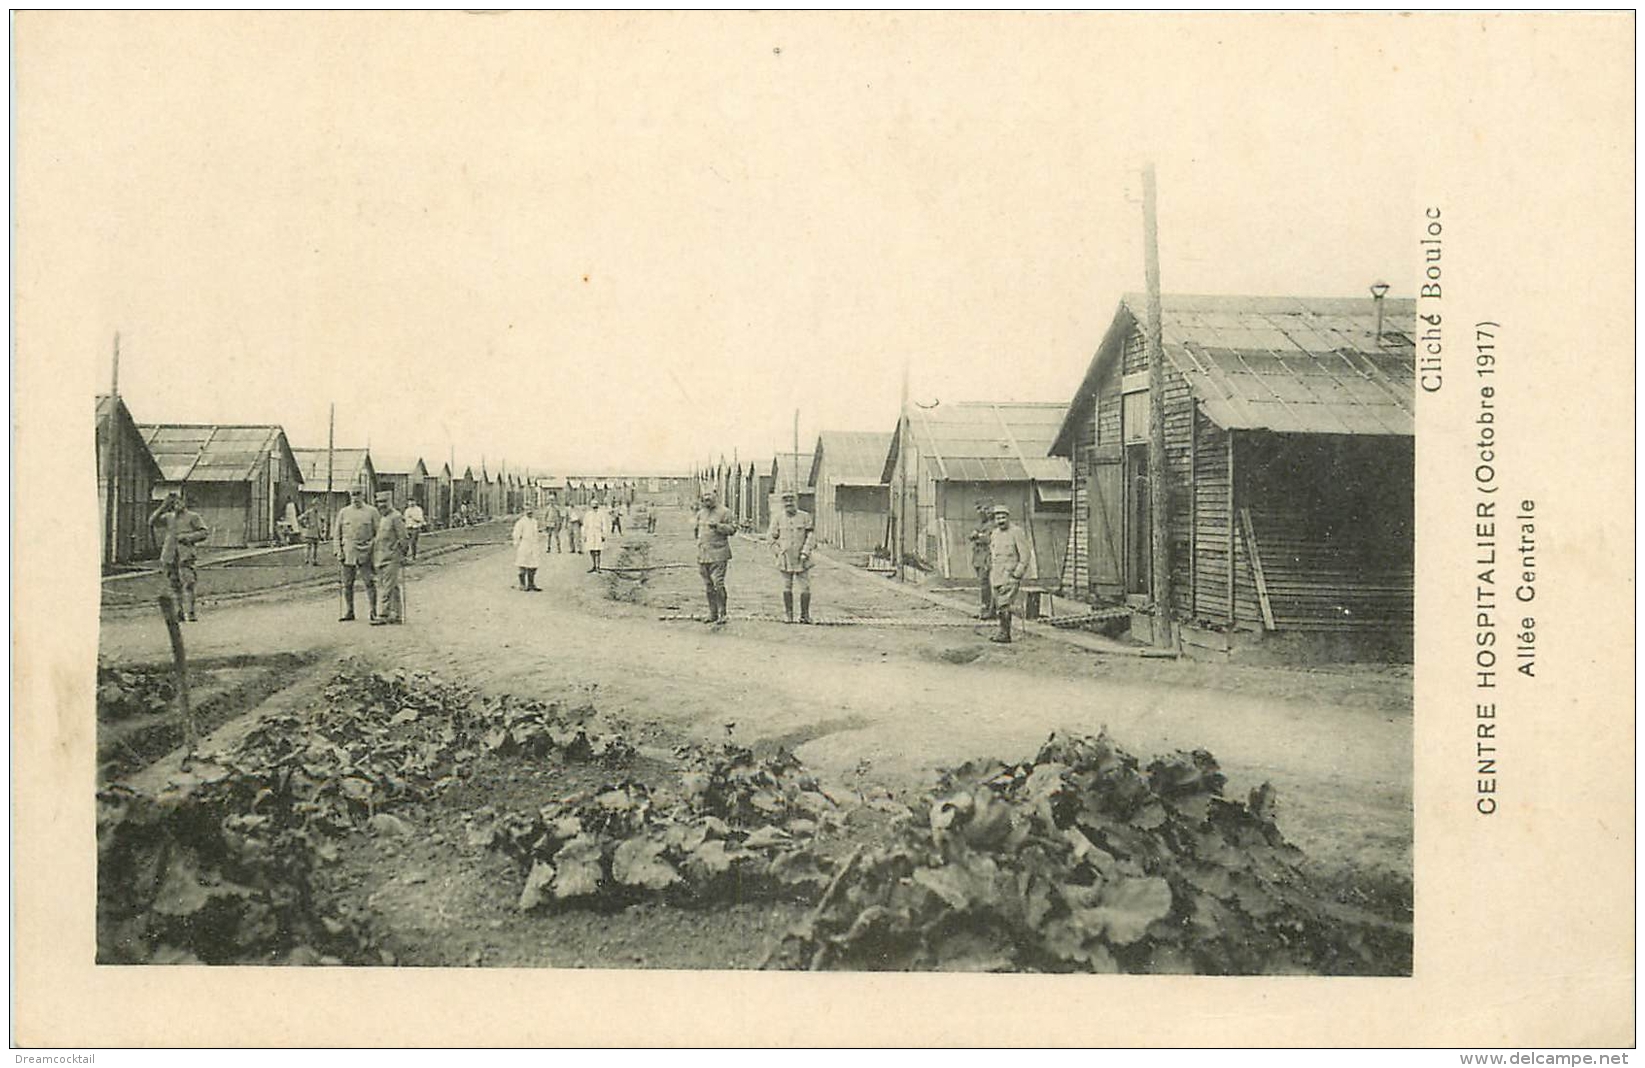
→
(512, 509, 543, 591)
(583, 499, 608, 573)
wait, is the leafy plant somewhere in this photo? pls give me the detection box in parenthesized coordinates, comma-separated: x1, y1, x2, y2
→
(766, 731, 1412, 975)
(96, 661, 175, 721)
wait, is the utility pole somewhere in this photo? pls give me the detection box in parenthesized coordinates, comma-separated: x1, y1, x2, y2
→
(792, 409, 800, 498)
(101, 332, 121, 568)
(898, 361, 910, 582)
(1142, 163, 1173, 649)
(326, 403, 336, 539)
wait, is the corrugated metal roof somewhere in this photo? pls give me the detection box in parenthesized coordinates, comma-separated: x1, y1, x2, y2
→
(810, 431, 893, 487)
(372, 454, 425, 476)
(772, 452, 815, 492)
(1052, 293, 1418, 452)
(882, 402, 1071, 484)
(291, 448, 372, 487)
(139, 424, 292, 483)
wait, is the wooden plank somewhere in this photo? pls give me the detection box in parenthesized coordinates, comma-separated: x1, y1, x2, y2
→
(1240, 506, 1277, 632)
(1226, 434, 1236, 626)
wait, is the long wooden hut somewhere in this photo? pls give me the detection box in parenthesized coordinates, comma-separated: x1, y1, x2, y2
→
(96, 395, 163, 567)
(424, 461, 454, 527)
(809, 431, 892, 551)
(1047, 293, 1415, 650)
(456, 466, 479, 515)
(743, 459, 772, 532)
(373, 455, 428, 511)
(769, 452, 815, 522)
(140, 424, 305, 548)
(292, 448, 376, 525)
(881, 402, 1070, 584)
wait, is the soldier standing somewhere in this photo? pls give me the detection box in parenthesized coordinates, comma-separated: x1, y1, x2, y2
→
(693, 488, 737, 625)
(403, 498, 426, 560)
(541, 496, 564, 553)
(768, 489, 817, 624)
(149, 491, 209, 621)
(968, 500, 996, 619)
(298, 500, 325, 566)
(335, 487, 380, 622)
(568, 502, 584, 554)
(371, 491, 409, 624)
(986, 505, 1033, 644)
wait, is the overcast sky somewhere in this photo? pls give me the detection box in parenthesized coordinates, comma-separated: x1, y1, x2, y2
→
(23, 13, 1504, 474)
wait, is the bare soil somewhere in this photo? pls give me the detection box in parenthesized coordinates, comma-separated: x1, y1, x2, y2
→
(99, 504, 1413, 969)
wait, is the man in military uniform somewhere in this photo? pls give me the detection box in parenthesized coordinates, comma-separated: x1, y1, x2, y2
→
(693, 488, 737, 626)
(149, 490, 209, 621)
(968, 499, 996, 619)
(371, 490, 409, 625)
(334, 487, 380, 622)
(403, 497, 426, 560)
(541, 495, 564, 553)
(987, 504, 1033, 644)
(768, 489, 817, 624)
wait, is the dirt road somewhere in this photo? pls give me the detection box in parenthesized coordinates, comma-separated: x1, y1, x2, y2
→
(99, 507, 1411, 878)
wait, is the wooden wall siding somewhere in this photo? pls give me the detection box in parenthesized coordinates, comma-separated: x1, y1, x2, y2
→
(1238, 433, 1415, 631)
(832, 484, 889, 551)
(1121, 328, 1148, 376)
(1062, 409, 1099, 595)
(1187, 413, 1235, 625)
(191, 482, 251, 547)
(97, 411, 159, 564)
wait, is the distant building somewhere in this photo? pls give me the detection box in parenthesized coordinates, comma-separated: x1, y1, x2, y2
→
(881, 402, 1070, 584)
(425, 462, 454, 527)
(1048, 293, 1414, 652)
(140, 423, 305, 547)
(96, 395, 163, 567)
(770, 452, 815, 520)
(742, 459, 772, 531)
(292, 447, 377, 526)
(373, 455, 428, 511)
(809, 431, 892, 552)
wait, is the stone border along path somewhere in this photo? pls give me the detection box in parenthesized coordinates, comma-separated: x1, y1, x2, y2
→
(733, 532, 1152, 658)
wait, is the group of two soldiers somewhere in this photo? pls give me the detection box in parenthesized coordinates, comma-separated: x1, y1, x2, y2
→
(333, 487, 411, 625)
(969, 499, 1032, 643)
(692, 487, 815, 626)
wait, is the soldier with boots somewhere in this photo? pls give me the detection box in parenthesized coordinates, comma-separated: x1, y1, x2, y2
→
(986, 504, 1032, 644)
(371, 491, 409, 624)
(768, 490, 816, 623)
(149, 491, 209, 621)
(334, 487, 380, 622)
(693, 488, 736, 625)
(968, 499, 996, 619)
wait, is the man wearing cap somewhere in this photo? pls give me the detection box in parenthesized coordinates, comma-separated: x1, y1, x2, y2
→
(967, 500, 997, 619)
(768, 489, 817, 624)
(149, 490, 210, 621)
(334, 487, 380, 622)
(693, 488, 737, 625)
(403, 497, 426, 560)
(371, 490, 410, 624)
(541, 495, 564, 553)
(986, 504, 1033, 644)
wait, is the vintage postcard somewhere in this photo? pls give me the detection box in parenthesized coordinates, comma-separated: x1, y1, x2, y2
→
(12, 10, 1633, 1048)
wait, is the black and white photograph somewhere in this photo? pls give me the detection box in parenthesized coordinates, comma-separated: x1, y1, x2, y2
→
(13, 10, 1633, 1049)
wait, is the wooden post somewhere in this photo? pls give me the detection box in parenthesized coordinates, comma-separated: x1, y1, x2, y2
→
(326, 402, 336, 532)
(898, 362, 910, 581)
(159, 593, 196, 767)
(1142, 163, 1173, 648)
(101, 333, 122, 569)
(1240, 507, 1277, 631)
